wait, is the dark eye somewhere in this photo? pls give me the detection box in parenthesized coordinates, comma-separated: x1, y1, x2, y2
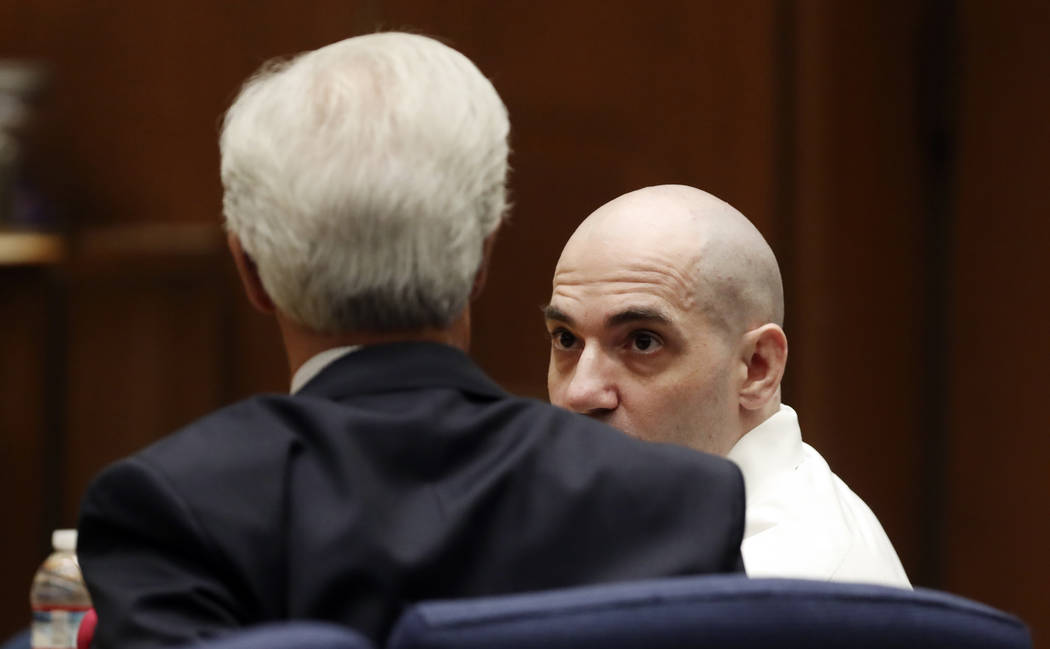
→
(552, 329, 578, 350)
(630, 331, 662, 353)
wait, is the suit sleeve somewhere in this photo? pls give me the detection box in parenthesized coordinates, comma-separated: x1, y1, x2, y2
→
(77, 457, 247, 649)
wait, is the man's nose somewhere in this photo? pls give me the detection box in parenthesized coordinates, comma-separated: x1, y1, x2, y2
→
(562, 348, 619, 416)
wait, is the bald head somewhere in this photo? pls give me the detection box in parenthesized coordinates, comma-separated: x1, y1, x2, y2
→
(562, 185, 783, 338)
(546, 185, 788, 454)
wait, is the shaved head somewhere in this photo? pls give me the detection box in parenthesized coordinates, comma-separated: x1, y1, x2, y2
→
(546, 185, 788, 454)
(565, 184, 783, 339)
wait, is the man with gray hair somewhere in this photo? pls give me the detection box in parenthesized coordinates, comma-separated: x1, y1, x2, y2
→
(77, 36, 746, 649)
(545, 184, 910, 588)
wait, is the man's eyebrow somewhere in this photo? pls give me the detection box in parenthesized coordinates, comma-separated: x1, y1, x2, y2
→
(542, 304, 574, 325)
(606, 307, 672, 328)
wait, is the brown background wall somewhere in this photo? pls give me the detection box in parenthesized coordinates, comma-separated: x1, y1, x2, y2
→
(1, 0, 1047, 643)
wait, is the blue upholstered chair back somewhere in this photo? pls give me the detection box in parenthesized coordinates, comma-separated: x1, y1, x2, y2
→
(191, 621, 375, 649)
(388, 575, 1032, 649)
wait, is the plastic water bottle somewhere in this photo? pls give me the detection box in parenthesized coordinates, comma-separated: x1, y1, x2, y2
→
(30, 530, 92, 649)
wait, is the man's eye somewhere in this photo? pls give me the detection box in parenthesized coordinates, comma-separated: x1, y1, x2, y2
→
(552, 329, 578, 350)
(630, 331, 662, 353)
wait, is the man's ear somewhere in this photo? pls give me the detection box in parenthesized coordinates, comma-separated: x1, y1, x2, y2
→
(470, 229, 500, 301)
(738, 323, 788, 411)
(227, 232, 276, 314)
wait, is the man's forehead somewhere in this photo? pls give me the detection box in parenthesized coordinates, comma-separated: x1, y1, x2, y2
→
(549, 239, 714, 335)
(552, 239, 701, 306)
(558, 209, 705, 280)
(545, 294, 673, 320)
(546, 274, 694, 329)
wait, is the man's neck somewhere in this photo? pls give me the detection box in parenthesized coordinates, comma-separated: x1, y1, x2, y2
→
(276, 309, 471, 381)
(722, 395, 783, 455)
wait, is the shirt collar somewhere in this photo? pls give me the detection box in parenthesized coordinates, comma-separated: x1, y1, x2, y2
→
(295, 341, 507, 402)
(290, 345, 362, 394)
(726, 404, 805, 498)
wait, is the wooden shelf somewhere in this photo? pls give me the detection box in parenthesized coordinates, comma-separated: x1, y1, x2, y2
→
(1, 223, 226, 269)
(0, 231, 65, 266)
(76, 223, 223, 260)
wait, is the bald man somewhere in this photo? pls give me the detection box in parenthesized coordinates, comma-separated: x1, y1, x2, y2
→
(544, 185, 910, 587)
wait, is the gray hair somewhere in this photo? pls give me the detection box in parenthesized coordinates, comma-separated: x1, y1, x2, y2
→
(220, 32, 510, 332)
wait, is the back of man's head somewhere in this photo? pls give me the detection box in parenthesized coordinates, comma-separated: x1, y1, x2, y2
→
(220, 32, 509, 334)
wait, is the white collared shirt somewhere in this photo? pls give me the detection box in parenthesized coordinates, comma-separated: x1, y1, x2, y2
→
(290, 345, 362, 394)
(727, 404, 911, 588)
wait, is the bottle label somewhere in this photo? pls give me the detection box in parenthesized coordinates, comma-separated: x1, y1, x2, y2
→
(31, 608, 89, 649)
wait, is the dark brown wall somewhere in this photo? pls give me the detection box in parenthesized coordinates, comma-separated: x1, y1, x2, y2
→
(787, 0, 927, 578)
(1, 0, 1047, 642)
(0, 269, 51, 636)
(378, 1, 780, 396)
(946, 0, 1050, 640)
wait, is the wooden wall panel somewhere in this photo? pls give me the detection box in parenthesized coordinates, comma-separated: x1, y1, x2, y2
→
(0, 270, 52, 638)
(788, 0, 926, 578)
(227, 267, 288, 399)
(0, 1, 375, 229)
(60, 253, 229, 526)
(375, 0, 778, 396)
(947, 0, 1050, 641)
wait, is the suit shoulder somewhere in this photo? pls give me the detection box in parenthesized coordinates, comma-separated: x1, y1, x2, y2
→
(139, 394, 298, 455)
(100, 395, 303, 497)
(81, 395, 302, 543)
(508, 397, 743, 491)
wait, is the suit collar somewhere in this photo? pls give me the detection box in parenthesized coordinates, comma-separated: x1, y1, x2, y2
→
(296, 341, 507, 401)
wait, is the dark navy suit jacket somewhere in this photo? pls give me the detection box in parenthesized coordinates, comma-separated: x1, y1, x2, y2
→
(78, 342, 745, 648)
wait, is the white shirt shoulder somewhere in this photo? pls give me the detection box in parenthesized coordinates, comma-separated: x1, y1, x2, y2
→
(727, 405, 911, 588)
